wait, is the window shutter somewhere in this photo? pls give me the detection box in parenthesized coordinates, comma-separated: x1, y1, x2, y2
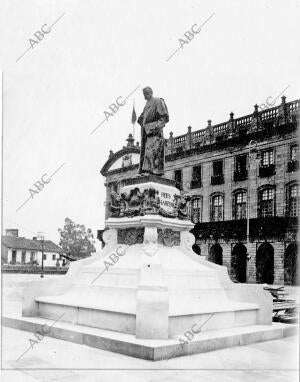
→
(221, 196, 224, 220)
(258, 191, 262, 218)
(232, 194, 236, 219)
(273, 187, 276, 216)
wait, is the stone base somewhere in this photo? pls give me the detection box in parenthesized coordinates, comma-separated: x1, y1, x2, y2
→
(21, 177, 274, 345)
(22, 219, 273, 341)
(33, 297, 259, 336)
(2, 314, 297, 361)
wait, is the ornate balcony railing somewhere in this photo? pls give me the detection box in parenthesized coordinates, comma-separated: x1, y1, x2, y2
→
(190, 179, 202, 189)
(192, 129, 206, 142)
(235, 114, 252, 129)
(287, 160, 299, 173)
(173, 134, 186, 147)
(211, 174, 224, 185)
(190, 217, 298, 241)
(233, 170, 248, 182)
(165, 97, 299, 159)
(259, 164, 276, 177)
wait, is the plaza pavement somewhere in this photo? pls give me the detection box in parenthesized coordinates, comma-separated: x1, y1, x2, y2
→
(1, 274, 299, 382)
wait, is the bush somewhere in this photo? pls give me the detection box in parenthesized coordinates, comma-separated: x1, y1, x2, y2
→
(9, 261, 21, 265)
(28, 260, 39, 267)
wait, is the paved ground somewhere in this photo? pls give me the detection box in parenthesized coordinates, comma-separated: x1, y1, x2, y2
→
(1, 274, 299, 382)
(1, 327, 299, 382)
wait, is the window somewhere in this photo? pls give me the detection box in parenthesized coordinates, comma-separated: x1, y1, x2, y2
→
(287, 145, 299, 172)
(191, 197, 202, 223)
(211, 160, 224, 185)
(52, 254, 56, 260)
(211, 194, 224, 221)
(262, 150, 274, 166)
(11, 250, 17, 264)
(233, 191, 247, 220)
(291, 145, 297, 162)
(259, 150, 275, 177)
(122, 154, 132, 168)
(30, 251, 35, 261)
(288, 184, 299, 217)
(213, 160, 223, 176)
(258, 188, 275, 217)
(174, 169, 182, 184)
(21, 251, 26, 264)
(234, 155, 248, 181)
(191, 166, 202, 188)
(235, 155, 247, 172)
(43, 254, 47, 260)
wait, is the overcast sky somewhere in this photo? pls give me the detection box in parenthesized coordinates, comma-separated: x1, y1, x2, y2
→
(1, 0, 299, 249)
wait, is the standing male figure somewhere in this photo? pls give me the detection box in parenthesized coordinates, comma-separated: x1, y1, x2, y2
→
(138, 87, 169, 176)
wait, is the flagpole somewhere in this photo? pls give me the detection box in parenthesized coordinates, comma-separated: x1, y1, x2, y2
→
(132, 100, 135, 141)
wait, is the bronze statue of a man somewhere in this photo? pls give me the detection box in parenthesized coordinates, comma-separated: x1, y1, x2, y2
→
(138, 87, 169, 176)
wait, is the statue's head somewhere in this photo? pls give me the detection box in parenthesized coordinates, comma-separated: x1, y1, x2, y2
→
(143, 87, 153, 101)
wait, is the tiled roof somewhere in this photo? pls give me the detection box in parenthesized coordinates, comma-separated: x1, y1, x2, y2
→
(1, 236, 64, 254)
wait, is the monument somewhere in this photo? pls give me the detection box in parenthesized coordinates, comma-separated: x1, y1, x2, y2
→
(138, 87, 168, 176)
(16, 88, 291, 361)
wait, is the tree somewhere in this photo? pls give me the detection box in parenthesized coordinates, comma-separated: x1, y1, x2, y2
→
(58, 218, 96, 259)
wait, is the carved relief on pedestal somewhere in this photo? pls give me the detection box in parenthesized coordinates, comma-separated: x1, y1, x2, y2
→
(102, 229, 118, 248)
(121, 188, 144, 217)
(110, 191, 126, 217)
(117, 228, 144, 245)
(140, 188, 161, 215)
(157, 228, 180, 247)
(180, 231, 195, 251)
(143, 227, 158, 256)
(108, 186, 191, 220)
(174, 193, 191, 220)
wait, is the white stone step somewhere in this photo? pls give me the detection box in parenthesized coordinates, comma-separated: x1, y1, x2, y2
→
(2, 313, 297, 361)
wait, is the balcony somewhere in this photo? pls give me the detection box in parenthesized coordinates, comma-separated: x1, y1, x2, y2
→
(259, 164, 275, 178)
(211, 174, 224, 185)
(190, 217, 298, 242)
(165, 98, 299, 161)
(287, 160, 299, 173)
(190, 179, 202, 189)
(233, 170, 248, 182)
(175, 181, 183, 190)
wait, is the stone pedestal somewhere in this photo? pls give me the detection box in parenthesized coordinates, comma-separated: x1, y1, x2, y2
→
(20, 175, 273, 357)
(136, 284, 169, 339)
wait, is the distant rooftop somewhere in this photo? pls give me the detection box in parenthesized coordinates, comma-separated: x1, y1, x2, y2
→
(165, 96, 299, 158)
(2, 235, 63, 254)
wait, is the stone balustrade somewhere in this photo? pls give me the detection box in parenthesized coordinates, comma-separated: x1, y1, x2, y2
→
(166, 97, 299, 156)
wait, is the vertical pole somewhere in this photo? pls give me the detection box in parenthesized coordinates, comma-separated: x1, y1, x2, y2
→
(1, 72, 3, 236)
(246, 140, 257, 283)
(133, 121, 135, 141)
(39, 234, 45, 278)
(132, 100, 136, 141)
(246, 145, 250, 283)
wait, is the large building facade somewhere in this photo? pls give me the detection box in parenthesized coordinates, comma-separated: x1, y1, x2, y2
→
(101, 96, 299, 285)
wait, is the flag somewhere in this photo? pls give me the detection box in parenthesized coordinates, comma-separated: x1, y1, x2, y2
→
(131, 104, 137, 124)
